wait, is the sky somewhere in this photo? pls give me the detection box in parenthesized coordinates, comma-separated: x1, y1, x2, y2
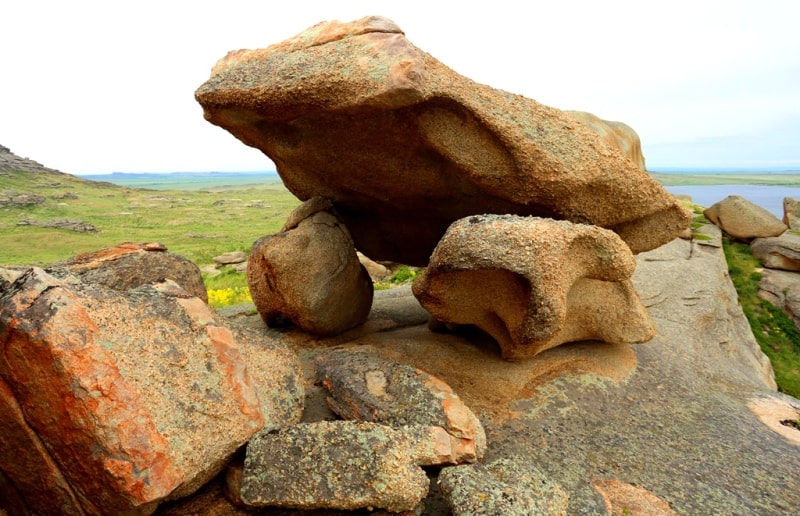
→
(1, 0, 798, 174)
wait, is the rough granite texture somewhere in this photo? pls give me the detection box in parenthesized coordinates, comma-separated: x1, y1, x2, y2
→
(51, 241, 208, 302)
(437, 458, 569, 515)
(315, 349, 485, 463)
(239, 421, 439, 512)
(751, 232, 800, 271)
(247, 197, 373, 335)
(413, 214, 655, 359)
(195, 16, 690, 265)
(0, 269, 266, 514)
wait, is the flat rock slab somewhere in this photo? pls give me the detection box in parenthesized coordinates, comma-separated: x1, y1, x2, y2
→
(751, 231, 800, 271)
(238, 421, 446, 512)
(196, 16, 690, 265)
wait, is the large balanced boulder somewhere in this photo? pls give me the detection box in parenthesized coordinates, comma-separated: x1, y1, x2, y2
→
(195, 16, 690, 266)
(704, 195, 787, 240)
(0, 268, 268, 514)
(412, 214, 656, 360)
(246, 197, 373, 335)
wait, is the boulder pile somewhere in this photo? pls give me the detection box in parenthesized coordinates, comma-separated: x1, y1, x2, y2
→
(4, 15, 799, 516)
(197, 15, 691, 360)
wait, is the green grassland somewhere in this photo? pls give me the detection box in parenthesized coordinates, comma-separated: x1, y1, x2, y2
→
(0, 169, 300, 267)
(652, 172, 800, 186)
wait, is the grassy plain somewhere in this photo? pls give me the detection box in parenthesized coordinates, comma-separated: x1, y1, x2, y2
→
(652, 171, 800, 186)
(0, 169, 299, 267)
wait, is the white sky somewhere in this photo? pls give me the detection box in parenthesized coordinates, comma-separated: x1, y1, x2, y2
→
(1, 0, 798, 174)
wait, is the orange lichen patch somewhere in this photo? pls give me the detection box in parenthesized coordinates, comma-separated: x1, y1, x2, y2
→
(60, 242, 165, 269)
(592, 478, 676, 516)
(747, 395, 800, 446)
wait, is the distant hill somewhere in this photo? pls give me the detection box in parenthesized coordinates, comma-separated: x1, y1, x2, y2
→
(0, 145, 73, 177)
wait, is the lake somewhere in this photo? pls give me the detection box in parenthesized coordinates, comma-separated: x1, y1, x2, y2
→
(665, 184, 800, 218)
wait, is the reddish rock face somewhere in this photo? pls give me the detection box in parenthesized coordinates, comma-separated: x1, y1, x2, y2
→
(52, 242, 208, 302)
(0, 268, 265, 514)
(196, 16, 690, 266)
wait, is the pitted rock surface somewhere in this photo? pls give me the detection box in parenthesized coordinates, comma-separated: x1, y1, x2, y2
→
(246, 197, 373, 335)
(195, 16, 690, 265)
(238, 421, 442, 512)
(315, 349, 485, 463)
(438, 458, 569, 515)
(413, 214, 655, 359)
(565, 110, 646, 171)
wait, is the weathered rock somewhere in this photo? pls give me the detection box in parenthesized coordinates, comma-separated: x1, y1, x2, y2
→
(0, 268, 265, 514)
(51, 242, 208, 302)
(438, 458, 569, 515)
(412, 214, 656, 360)
(231, 325, 305, 429)
(566, 110, 646, 171)
(357, 251, 390, 281)
(315, 349, 485, 463)
(751, 232, 800, 271)
(207, 222, 798, 513)
(783, 197, 800, 230)
(0, 377, 85, 515)
(195, 16, 690, 266)
(758, 268, 800, 329)
(212, 251, 247, 266)
(704, 195, 787, 240)
(0, 192, 46, 207)
(238, 421, 445, 512)
(17, 217, 97, 232)
(247, 197, 373, 336)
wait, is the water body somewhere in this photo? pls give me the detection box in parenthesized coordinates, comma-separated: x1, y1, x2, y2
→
(79, 171, 280, 190)
(665, 184, 800, 218)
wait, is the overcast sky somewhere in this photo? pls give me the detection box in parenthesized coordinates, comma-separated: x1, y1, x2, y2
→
(2, 0, 798, 174)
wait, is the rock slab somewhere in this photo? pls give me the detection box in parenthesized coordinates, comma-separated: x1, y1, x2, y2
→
(238, 421, 443, 512)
